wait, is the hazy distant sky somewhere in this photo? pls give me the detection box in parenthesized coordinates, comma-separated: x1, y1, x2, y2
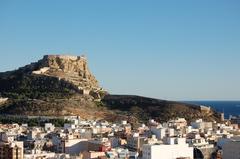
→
(0, 1, 240, 100)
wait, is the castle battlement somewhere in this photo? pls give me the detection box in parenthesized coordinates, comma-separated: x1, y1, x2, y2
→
(43, 55, 86, 61)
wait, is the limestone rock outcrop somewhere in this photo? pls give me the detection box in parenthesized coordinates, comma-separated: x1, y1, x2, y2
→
(30, 55, 104, 98)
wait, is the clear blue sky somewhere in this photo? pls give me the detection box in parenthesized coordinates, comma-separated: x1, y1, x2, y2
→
(0, 1, 240, 100)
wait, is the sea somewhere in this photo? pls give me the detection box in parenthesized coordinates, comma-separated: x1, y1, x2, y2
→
(183, 101, 240, 119)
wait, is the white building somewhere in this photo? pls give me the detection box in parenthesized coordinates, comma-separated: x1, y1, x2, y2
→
(169, 118, 187, 129)
(142, 138, 193, 159)
(151, 127, 176, 140)
(44, 123, 55, 132)
(191, 119, 212, 130)
(150, 128, 166, 140)
(64, 123, 76, 130)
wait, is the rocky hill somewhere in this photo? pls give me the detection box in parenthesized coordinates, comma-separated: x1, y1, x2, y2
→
(0, 55, 221, 123)
(0, 55, 105, 99)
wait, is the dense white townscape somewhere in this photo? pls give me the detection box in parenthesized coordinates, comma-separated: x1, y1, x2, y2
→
(0, 115, 240, 159)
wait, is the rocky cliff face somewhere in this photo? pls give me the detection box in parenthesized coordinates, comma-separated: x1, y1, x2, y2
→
(31, 55, 102, 96)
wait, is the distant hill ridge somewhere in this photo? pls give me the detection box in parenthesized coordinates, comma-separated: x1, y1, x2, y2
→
(0, 54, 221, 123)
